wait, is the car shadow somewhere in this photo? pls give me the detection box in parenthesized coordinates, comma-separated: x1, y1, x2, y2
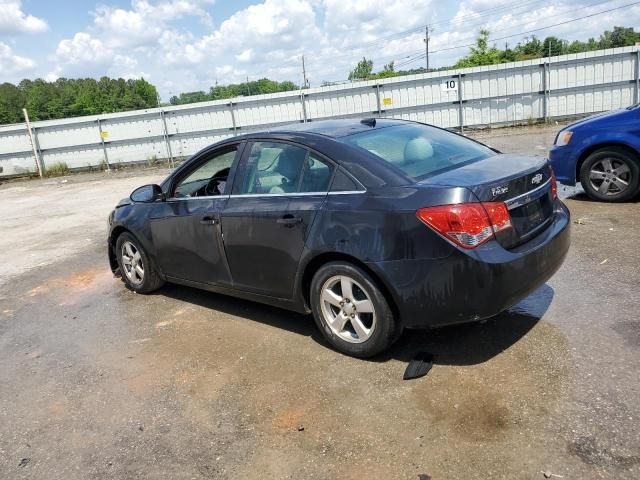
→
(566, 192, 640, 203)
(378, 284, 554, 366)
(560, 185, 640, 203)
(157, 282, 554, 368)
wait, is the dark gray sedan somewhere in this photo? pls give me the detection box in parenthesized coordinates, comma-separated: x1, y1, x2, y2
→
(108, 119, 570, 357)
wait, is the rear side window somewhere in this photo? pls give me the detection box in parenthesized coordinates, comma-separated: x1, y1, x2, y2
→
(330, 168, 360, 191)
(340, 124, 494, 180)
(300, 153, 333, 192)
(233, 141, 334, 195)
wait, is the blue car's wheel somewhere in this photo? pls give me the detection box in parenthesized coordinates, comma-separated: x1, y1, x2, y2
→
(579, 147, 640, 202)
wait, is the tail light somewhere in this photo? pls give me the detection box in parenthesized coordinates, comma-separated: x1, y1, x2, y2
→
(416, 202, 512, 249)
(550, 168, 558, 200)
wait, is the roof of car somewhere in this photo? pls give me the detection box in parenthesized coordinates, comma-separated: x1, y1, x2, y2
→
(266, 118, 409, 138)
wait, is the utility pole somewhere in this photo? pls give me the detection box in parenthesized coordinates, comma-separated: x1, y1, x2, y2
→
(423, 26, 430, 71)
(246, 76, 251, 96)
(302, 55, 308, 88)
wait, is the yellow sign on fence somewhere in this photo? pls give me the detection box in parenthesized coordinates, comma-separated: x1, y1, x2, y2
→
(100, 131, 109, 139)
(382, 97, 393, 106)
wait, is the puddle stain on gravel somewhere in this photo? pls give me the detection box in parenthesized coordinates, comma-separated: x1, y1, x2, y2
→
(409, 319, 570, 456)
(611, 321, 640, 348)
(25, 267, 114, 305)
(569, 436, 640, 469)
(61, 277, 573, 479)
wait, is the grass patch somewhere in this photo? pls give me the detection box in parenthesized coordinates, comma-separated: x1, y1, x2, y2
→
(44, 162, 70, 177)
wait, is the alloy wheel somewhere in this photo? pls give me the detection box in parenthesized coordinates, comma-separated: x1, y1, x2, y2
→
(121, 241, 144, 285)
(320, 275, 376, 343)
(588, 158, 632, 196)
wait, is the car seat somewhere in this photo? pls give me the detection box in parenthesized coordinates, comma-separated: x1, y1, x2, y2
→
(269, 148, 306, 193)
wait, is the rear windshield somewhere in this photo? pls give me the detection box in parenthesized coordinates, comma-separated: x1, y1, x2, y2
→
(340, 124, 495, 180)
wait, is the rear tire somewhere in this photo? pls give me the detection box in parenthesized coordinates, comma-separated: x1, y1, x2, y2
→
(579, 147, 640, 202)
(310, 262, 398, 358)
(115, 232, 164, 293)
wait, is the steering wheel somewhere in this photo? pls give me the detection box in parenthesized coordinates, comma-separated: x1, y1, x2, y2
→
(204, 177, 225, 196)
(204, 167, 231, 196)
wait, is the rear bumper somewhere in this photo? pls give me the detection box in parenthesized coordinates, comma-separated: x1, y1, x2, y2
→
(369, 201, 571, 329)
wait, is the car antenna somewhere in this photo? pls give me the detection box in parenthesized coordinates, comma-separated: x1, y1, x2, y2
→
(360, 118, 376, 127)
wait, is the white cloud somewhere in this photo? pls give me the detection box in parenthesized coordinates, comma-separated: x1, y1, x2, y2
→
(91, 0, 214, 48)
(55, 32, 114, 66)
(321, 0, 431, 39)
(236, 48, 254, 62)
(159, 0, 324, 89)
(50, 32, 141, 79)
(0, 41, 35, 74)
(0, 0, 47, 35)
(32, 0, 640, 98)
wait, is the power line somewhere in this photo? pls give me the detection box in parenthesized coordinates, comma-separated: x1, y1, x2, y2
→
(367, 0, 638, 71)
(327, 0, 548, 54)
(210, 0, 637, 87)
(430, 0, 640, 55)
(302, 0, 614, 80)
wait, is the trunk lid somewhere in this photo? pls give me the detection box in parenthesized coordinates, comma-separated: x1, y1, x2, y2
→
(420, 154, 555, 248)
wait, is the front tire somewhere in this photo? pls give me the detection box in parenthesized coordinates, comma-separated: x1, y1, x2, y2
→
(115, 232, 164, 293)
(310, 262, 398, 358)
(579, 147, 640, 202)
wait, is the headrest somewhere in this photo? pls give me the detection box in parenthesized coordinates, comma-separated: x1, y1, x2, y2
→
(276, 148, 305, 179)
(404, 137, 433, 164)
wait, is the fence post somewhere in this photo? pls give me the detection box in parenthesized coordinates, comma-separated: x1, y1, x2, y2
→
(228, 102, 237, 133)
(375, 84, 382, 116)
(22, 108, 43, 177)
(457, 73, 464, 133)
(33, 127, 45, 173)
(96, 118, 111, 170)
(541, 62, 548, 122)
(159, 110, 174, 168)
(300, 92, 308, 123)
(636, 48, 640, 105)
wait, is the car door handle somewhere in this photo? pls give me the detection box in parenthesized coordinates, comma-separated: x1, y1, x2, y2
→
(277, 215, 302, 226)
(200, 216, 219, 225)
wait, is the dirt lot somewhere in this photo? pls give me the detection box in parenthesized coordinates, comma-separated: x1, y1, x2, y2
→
(1, 125, 639, 479)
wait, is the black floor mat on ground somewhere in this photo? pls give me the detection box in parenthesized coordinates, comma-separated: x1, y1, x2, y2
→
(403, 352, 434, 380)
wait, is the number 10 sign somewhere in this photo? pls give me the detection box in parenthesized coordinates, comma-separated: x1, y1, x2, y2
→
(442, 79, 458, 93)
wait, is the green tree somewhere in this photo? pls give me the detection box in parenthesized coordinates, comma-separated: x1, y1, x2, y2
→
(348, 57, 374, 81)
(455, 29, 502, 67)
(599, 26, 640, 48)
(542, 36, 566, 57)
(0, 83, 25, 124)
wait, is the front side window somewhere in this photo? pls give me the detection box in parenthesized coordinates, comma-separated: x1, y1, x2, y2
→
(234, 142, 334, 195)
(173, 147, 237, 198)
(340, 124, 495, 180)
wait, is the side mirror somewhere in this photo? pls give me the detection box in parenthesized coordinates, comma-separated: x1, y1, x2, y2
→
(130, 184, 164, 203)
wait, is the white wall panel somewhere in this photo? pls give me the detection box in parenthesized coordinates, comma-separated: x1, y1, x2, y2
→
(1, 47, 637, 177)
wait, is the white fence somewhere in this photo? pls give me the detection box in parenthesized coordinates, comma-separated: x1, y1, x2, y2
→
(1, 46, 639, 177)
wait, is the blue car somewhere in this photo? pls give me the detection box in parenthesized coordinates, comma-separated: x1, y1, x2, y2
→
(549, 104, 640, 202)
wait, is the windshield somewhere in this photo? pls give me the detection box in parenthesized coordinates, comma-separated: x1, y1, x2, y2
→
(340, 124, 495, 180)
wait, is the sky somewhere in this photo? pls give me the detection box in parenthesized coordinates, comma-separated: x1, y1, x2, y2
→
(1, 0, 639, 100)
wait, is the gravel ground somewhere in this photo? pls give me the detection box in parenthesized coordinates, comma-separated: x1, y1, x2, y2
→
(0, 125, 638, 479)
